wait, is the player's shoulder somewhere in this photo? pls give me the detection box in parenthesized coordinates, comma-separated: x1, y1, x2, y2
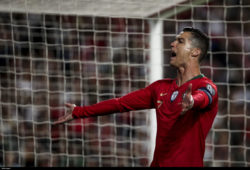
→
(152, 78, 175, 86)
(199, 76, 217, 87)
(194, 75, 218, 97)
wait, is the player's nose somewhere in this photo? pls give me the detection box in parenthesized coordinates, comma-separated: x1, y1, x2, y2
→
(170, 40, 176, 48)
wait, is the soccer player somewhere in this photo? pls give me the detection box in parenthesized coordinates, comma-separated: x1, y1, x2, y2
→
(54, 27, 218, 167)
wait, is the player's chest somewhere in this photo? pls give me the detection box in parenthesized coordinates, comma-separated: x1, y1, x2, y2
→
(156, 85, 188, 114)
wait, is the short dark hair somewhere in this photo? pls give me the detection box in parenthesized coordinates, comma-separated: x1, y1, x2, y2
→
(182, 27, 209, 63)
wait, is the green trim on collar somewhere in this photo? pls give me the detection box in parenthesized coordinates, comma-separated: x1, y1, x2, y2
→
(175, 74, 205, 86)
(190, 74, 205, 80)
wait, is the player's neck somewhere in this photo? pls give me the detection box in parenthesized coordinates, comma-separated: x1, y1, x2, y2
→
(176, 64, 201, 86)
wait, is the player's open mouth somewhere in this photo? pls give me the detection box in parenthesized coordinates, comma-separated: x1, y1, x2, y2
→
(171, 52, 177, 57)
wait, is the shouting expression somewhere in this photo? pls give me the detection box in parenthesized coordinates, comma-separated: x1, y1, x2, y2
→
(170, 31, 194, 68)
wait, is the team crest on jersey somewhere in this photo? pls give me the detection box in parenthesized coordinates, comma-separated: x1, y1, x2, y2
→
(206, 84, 215, 96)
(171, 91, 179, 102)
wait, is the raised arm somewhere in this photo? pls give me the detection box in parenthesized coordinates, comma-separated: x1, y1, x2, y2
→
(53, 84, 155, 125)
(53, 103, 76, 125)
(180, 81, 218, 115)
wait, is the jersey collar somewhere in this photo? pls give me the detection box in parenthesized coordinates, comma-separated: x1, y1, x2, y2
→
(190, 74, 205, 80)
(175, 74, 205, 87)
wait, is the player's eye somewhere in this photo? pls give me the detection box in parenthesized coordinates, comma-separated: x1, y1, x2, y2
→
(178, 38, 184, 43)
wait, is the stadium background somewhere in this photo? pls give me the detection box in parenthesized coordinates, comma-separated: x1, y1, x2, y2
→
(0, 0, 250, 167)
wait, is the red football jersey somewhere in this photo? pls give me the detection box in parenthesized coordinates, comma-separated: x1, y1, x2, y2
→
(72, 74, 218, 167)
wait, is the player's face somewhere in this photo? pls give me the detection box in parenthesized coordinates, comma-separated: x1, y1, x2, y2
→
(170, 31, 193, 68)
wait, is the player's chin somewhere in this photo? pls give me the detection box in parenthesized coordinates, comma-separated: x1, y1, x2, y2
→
(169, 59, 178, 67)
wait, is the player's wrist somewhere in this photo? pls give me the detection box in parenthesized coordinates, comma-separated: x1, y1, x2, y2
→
(72, 106, 83, 118)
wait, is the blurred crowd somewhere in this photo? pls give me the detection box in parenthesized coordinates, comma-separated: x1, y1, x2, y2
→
(0, 10, 151, 167)
(0, 0, 250, 167)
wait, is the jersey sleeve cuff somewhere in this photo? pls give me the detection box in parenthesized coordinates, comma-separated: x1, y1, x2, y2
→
(72, 106, 85, 118)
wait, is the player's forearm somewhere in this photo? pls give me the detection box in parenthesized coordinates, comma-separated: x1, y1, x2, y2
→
(72, 88, 153, 118)
(72, 98, 124, 118)
(192, 91, 210, 109)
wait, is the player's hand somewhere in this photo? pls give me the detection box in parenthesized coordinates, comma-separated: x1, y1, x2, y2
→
(53, 103, 76, 125)
(180, 83, 194, 115)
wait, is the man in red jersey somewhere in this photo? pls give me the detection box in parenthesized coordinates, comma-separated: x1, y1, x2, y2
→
(54, 27, 218, 167)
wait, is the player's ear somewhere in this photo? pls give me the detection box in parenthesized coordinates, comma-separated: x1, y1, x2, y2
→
(191, 48, 201, 58)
